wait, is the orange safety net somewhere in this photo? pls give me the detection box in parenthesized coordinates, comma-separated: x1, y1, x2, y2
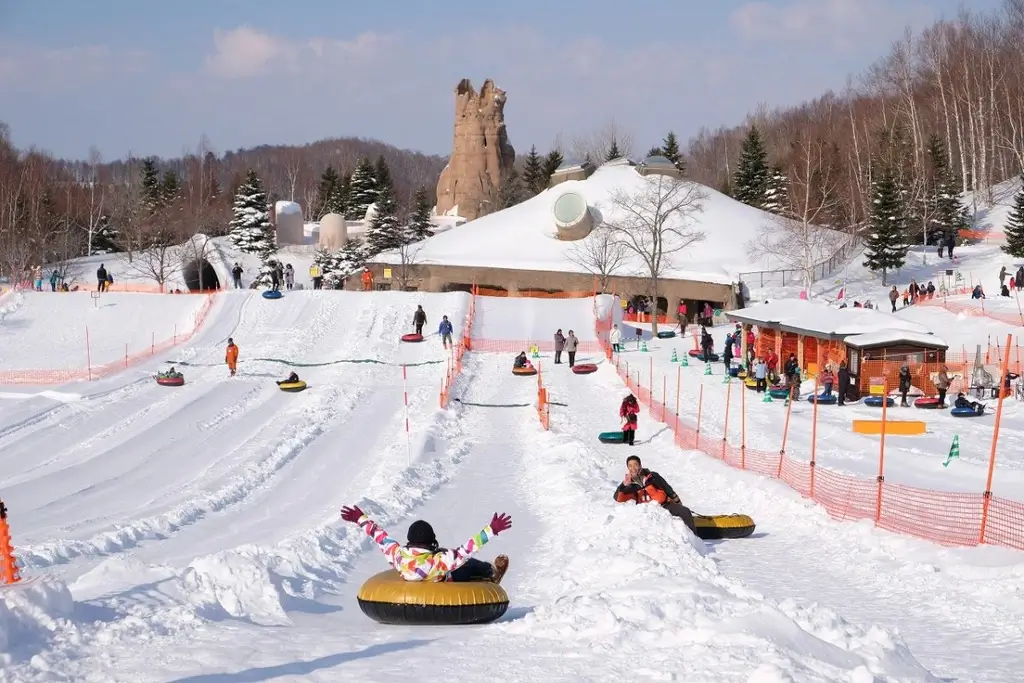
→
(0, 294, 216, 385)
(439, 286, 477, 408)
(0, 499, 20, 584)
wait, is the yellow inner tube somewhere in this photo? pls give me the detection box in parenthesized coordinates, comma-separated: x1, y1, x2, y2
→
(278, 380, 307, 391)
(693, 514, 756, 540)
(357, 570, 509, 625)
(743, 377, 758, 389)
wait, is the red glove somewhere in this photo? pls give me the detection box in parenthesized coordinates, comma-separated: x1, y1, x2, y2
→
(340, 505, 364, 523)
(489, 512, 512, 535)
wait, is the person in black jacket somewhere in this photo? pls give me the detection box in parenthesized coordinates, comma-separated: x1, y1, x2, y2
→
(413, 305, 427, 335)
(837, 360, 851, 406)
(96, 264, 108, 292)
(613, 455, 696, 533)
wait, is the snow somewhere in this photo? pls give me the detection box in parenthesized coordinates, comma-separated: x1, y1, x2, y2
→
(274, 201, 301, 216)
(0, 288, 1021, 681)
(375, 163, 847, 286)
(844, 330, 948, 349)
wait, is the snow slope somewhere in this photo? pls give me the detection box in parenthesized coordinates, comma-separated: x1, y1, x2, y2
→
(2, 292, 1020, 681)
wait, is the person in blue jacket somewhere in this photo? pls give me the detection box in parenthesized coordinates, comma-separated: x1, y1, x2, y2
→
(438, 315, 453, 349)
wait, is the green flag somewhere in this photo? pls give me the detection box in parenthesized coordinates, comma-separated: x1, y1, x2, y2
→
(942, 435, 960, 467)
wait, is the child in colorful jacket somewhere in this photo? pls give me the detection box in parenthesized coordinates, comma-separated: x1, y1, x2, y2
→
(340, 504, 512, 583)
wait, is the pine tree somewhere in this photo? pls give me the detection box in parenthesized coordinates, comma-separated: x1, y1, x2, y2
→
(605, 138, 621, 162)
(521, 146, 546, 195)
(1002, 174, 1024, 258)
(346, 157, 378, 220)
(762, 166, 789, 215)
(660, 131, 685, 174)
(407, 186, 434, 241)
(315, 166, 346, 218)
(927, 134, 970, 246)
(92, 214, 119, 253)
(160, 170, 181, 206)
(499, 167, 525, 209)
(362, 159, 402, 257)
(646, 146, 662, 158)
(140, 158, 162, 215)
(733, 126, 770, 209)
(863, 164, 910, 285)
(542, 150, 563, 186)
(312, 245, 338, 286)
(228, 169, 275, 259)
(328, 238, 366, 287)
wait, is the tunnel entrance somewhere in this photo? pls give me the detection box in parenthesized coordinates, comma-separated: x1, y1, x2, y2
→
(184, 258, 221, 292)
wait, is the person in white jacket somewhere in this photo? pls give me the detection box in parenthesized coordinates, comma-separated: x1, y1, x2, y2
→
(609, 324, 622, 353)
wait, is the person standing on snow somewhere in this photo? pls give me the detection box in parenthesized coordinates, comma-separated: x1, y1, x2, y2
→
(564, 330, 579, 367)
(609, 324, 622, 353)
(837, 360, 851, 406)
(339, 504, 512, 583)
(619, 393, 640, 446)
(754, 357, 767, 393)
(413, 305, 427, 336)
(361, 267, 374, 291)
(225, 338, 239, 377)
(554, 329, 566, 364)
(438, 315, 453, 349)
(613, 455, 696, 533)
(898, 364, 912, 406)
(231, 263, 244, 289)
(284, 264, 295, 290)
(96, 264, 108, 292)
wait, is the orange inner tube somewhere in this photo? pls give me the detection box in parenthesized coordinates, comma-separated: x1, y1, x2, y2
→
(572, 364, 597, 374)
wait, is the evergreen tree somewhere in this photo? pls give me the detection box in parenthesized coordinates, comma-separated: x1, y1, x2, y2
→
(91, 214, 119, 254)
(660, 131, 685, 174)
(605, 138, 622, 162)
(542, 150, 563, 186)
(407, 186, 434, 241)
(140, 158, 162, 214)
(228, 169, 275, 259)
(926, 134, 971, 246)
(646, 146, 662, 158)
(315, 166, 346, 218)
(521, 146, 546, 195)
(1001, 174, 1024, 258)
(499, 167, 525, 209)
(160, 170, 181, 206)
(345, 157, 378, 220)
(362, 159, 402, 257)
(733, 126, 770, 209)
(762, 165, 789, 215)
(332, 238, 365, 285)
(863, 164, 910, 285)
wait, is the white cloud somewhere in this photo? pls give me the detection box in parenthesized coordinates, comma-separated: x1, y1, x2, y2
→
(729, 0, 934, 50)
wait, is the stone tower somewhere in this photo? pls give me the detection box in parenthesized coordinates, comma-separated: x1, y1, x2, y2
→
(434, 78, 516, 221)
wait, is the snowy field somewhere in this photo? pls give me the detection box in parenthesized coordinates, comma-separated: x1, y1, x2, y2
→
(0, 291, 1019, 682)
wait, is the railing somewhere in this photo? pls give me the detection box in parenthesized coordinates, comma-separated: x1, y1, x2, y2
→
(739, 236, 861, 289)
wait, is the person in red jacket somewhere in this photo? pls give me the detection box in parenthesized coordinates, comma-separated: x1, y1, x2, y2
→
(620, 393, 640, 445)
(614, 455, 696, 533)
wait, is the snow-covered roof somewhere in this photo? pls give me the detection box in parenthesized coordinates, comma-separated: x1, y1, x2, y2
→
(554, 157, 591, 172)
(374, 165, 829, 286)
(642, 155, 674, 167)
(726, 298, 945, 346)
(843, 330, 949, 350)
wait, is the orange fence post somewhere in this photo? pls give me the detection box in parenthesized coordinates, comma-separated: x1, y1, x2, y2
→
(125, 342, 129, 367)
(810, 375, 820, 498)
(875, 383, 889, 523)
(0, 499, 21, 585)
(740, 376, 746, 469)
(674, 365, 681, 440)
(776, 394, 794, 479)
(662, 375, 667, 423)
(721, 379, 732, 460)
(151, 331, 155, 355)
(695, 385, 703, 448)
(649, 356, 653, 400)
(980, 333, 1014, 543)
(86, 327, 93, 381)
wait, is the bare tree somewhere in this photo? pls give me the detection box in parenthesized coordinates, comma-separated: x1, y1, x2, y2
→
(566, 225, 628, 292)
(179, 137, 230, 290)
(83, 146, 107, 256)
(601, 175, 707, 333)
(750, 136, 848, 295)
(392, 240, 423, 291)
(572, 120, 636, 163)
(41, 226, 85, 286)
(123, 207, 185, 289)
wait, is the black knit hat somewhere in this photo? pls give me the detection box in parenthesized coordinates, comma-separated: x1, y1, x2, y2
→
(407, 520, 437, 548)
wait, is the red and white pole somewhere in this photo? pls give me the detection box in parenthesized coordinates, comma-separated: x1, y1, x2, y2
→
(403, 364, 411, 465)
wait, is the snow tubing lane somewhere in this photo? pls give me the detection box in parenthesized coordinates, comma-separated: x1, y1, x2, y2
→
(863, 395, 895, 407)
(806, 394, 838, 404)
(401, 333, 424, 343)
(277, 380, 307, 392)
(262, 290, 283, 300)
(656, 331, 676, 339)
(512, 366, 538, 376)
(914, 397, 943, 409)
(155, 376, 184, 387)
(571, 363, 598, 375)
(768, 387, 790, 399)
(688, 349, 719, 362)
(357, 570, 508, 625)
(951, 406, 984, 417)
(598, 431, 625, 443)
(693, 514, 756, 540)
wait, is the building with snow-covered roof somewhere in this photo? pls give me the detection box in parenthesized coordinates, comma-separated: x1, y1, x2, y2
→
(637, 155, 682, 179)
(726, 298, 949, 398)
(548, 157, 596, 186)
(366, 163, 845, 313)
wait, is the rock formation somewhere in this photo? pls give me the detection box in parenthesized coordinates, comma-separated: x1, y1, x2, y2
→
(435, 78, 516, 221)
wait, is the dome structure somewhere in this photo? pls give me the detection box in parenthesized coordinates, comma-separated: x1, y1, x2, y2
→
(551, 190, 594, 241)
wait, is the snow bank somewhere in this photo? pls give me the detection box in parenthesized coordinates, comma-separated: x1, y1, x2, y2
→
(502, 426, 936, 681)
(0, 293, 209, 370)
(0, 579, 75, 668)
(474, 295, 599, 341)
(274, 201, 301, 216)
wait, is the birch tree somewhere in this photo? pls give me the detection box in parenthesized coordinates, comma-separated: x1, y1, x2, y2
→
(566, 225, 628, 293)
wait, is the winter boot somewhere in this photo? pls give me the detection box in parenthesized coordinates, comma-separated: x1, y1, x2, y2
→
(491, 555, 510, 584)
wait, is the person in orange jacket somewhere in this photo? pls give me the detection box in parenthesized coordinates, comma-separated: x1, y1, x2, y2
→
(225, 338, 239, 376)
(614, 455, 696, 533)
(361, 267, 373, 291)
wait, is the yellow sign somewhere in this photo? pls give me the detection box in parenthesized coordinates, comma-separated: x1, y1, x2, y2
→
(383, 268, 392, 279)
(869, 376, 886, 395)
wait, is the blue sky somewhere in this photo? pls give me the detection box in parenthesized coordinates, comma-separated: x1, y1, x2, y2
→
(0, 0, 1004, 161)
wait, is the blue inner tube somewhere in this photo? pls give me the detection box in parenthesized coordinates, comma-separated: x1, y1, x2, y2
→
(768, 387, 790, 399)
(598, 431, 625, 443)
(951, 406, 984, 417)
(863, 396, 895, 407)
(806, 394, 837, 404)
(656, 330, 676, 339)
(262, 290, 283, 299)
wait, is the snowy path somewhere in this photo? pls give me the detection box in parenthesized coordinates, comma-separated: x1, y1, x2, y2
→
(541, 357, 1024, 682)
